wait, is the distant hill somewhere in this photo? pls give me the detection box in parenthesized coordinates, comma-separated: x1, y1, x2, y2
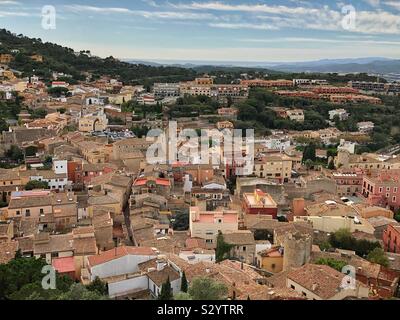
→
(0, 29, 196, 85)
(271, 59, 400, 74)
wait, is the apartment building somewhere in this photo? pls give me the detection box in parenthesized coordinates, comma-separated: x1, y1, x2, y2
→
(241, 79, 293, 88)
(189, 206, 239, 248)
(253, 154, 293, 183)
(242, 189, 278, 218)
(332, 171, 363, 196)
(153, 83, 180, 98)
(329, 109, 349, 121)
(362, 173, 400, 210)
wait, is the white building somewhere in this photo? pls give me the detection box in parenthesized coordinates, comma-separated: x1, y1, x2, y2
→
(338, 139, 356, 154)
(84, 246, 182, 299)
(329, 109, 349, 121)
(357, 121, 375, 133)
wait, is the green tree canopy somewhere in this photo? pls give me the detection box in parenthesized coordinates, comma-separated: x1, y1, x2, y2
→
(180, 272, 188, 293)
(159, 277, 173, 300)
(367, 248, 389, 267)
(188, 277, 228, 300)
(25, 180, 49, 191)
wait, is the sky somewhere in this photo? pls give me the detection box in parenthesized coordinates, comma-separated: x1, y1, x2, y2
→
(1, 0, 400, 62)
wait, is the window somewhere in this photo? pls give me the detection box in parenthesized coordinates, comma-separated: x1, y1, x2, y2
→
(25, 209, 30, 217)
(291, 285, 295, 290)
(40, 208, 44, 214)
(16, 210, 20, 215)
(242, 246, 247, 252)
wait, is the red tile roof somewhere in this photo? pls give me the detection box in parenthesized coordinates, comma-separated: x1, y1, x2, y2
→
(52, 256, 75, 274)
(156, 178, 171, 186)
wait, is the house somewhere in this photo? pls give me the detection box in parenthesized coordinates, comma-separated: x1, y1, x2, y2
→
(0, 54, 14, 64)
(189, 207, 239, 248)
(0, 241, 18, 264)
(79, 114, 108, 133)
(357, 121, 375, 133)
(139, 259, 181, 298)
(294, 215, 375, 234)
(7, 190, 78, 230)
(253, 154, 293, 183)
(30, 54, 43, 62)
(286, 109, 305, 123)
(383, 225, 400, 254)
(52, 256, 76, 280)
(362, 173, 400, 211)
(0, 170, 24, 203)
(329, 109, 349, 121)
(256, 246, 284, 274)
(242, 189, 278, 218)
(92, 208, 114, 251)
(287, 264, 369, 300)
(82, 246, 161, 298)
(33, 232, 74, 264)
(217, 121, 234, 130)
(222, 230, 256, 265)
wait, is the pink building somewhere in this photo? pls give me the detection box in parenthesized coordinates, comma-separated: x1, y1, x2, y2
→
(189, 207, 238, 248)
(82, 164, 115, 185)
(362, 173, 400, 211)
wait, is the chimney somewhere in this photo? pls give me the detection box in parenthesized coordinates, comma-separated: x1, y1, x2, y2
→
(156, 260, 166, 271)
(312, 283, 318, 291)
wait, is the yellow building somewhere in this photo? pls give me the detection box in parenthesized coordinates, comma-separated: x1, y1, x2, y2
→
(3, 70, 16, 80)
(79, 115, 108, 132)
(30, 54, 43, 62)
(256, 246, 284, 274)
(0, 170, 23, 203)
(108, 92, 132, 105)
(253, 154, 293, 183)
(0, 54, 14, 64)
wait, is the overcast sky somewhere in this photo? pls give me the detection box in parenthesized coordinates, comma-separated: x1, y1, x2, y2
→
(2, 0, 400, 62)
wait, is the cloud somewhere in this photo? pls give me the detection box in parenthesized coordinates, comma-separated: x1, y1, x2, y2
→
(364, 0, 380, 7)
(384, 1, 400, 10)
(169, 1, 400, 35)
(64, 4, 215, 20)
(208, 22, 278, 30)
(239, 37, 400, 46)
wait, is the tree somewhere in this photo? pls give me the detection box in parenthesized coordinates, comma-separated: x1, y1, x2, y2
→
(188, 277, 228, 300)
(328, 158, 335, 170)
(329, 228, 381, 257)
(173, 211, 189, 231)
(367, 248, 389, 267)
(57, 283, 108, 300)
(25, 180, 49, 190)
(86, 277, 108, 295)
(215, 232, 233, 263)
(180, 272, 188, 293)
(0, 256, 74, 300)
(302, 143, 316, 163)
(315, 258, 347, 272)
(304, 159, 314, 170)
(174, 292, 192, 300)
(159, 277, 173, 300)
(5, 145, 23, 161)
